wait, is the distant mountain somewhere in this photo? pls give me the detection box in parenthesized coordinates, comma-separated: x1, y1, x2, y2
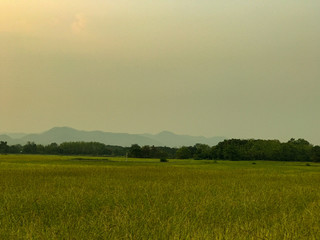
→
(0, 127, 225, 147)
(18, 127, 162, 146)
(0, 132, 27, 139)
(0, 135, 14, 144)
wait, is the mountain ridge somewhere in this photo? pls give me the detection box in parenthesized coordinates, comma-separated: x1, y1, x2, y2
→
(0, 127, 225, 147)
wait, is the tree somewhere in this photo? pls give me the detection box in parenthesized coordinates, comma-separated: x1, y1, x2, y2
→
(128, 144, 142, 158)
(8, 144, 22, 154)
(194, 144, 211, 160)
(0, 141, 9, 154)
(22, 142, 38, 154)
(176, 146, 192, 159)
(44, 143, 60, 154)
(141, 145, 151, 158)
(311, 146, 320, 162)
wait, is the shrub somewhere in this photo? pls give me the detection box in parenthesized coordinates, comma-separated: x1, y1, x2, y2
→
(160, 158, 168, 162)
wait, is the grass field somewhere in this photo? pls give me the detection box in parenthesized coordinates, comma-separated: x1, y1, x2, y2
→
(0, 155, 320, 239)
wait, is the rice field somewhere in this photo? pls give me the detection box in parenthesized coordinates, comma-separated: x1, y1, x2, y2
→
(0, 155, 320, 239)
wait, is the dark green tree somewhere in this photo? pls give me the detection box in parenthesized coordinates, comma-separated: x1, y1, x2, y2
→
(176, 146, 192, 159)
(22, 142, 38, 154)
(128, 144, 142, 158)
(0, 141, 9, 154)
(311, 146, 320, 162)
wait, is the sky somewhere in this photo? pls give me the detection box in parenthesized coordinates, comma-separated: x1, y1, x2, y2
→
(1, 0, 320, 144)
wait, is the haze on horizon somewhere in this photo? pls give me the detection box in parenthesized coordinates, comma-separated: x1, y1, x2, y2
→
(1, 0, 320, 144)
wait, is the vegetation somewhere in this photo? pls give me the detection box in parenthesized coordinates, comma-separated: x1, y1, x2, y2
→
(1, 137, 320, 162)
(160, 157, 168, 162)
(0, 155, 319, 239)
(212, 138, 320, 162)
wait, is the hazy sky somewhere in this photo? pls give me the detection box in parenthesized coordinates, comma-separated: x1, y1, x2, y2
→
(1, 0, 320, 144)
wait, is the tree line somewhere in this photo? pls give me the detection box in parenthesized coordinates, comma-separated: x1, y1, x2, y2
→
(0, 138, 320, 162)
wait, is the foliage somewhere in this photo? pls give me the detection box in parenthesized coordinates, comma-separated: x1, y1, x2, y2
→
(212, 138, 315, 161)
(160, 158, 168, 162)
(0, 141, 9, 153)
(128, 144, 171, 159)
(2, 138, 320, 162)
(22, 142, 38, 154)
(176, 146, 193, 159)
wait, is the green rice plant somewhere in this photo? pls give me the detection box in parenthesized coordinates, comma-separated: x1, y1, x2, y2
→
(0, 155, 319, 239)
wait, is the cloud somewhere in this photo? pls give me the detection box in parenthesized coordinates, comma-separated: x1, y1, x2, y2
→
(71, 13, 86, 34)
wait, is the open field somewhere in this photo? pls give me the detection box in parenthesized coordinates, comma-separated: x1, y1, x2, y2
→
(1, 155, 320, 239)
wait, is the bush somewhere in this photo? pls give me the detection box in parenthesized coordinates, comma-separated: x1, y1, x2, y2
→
(160, 158, 168, 162)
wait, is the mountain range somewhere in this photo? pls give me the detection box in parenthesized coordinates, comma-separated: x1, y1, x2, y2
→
(0, 127, 225, 147)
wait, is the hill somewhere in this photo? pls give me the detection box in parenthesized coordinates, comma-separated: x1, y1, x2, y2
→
(0, 127, 225, 147)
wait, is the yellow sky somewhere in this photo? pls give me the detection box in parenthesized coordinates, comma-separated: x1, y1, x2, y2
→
(1, 0, 320, 144)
